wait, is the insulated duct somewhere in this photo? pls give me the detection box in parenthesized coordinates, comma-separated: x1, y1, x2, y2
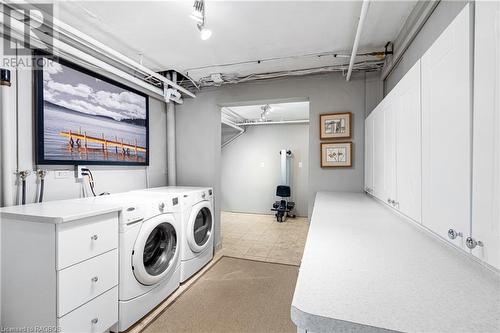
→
(166, 72, 177, 186)
(0, 68, 15, 207)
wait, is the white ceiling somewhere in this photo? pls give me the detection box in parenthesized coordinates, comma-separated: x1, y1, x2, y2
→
(223, 101, 309, 122)
(54, 1, 416, 81)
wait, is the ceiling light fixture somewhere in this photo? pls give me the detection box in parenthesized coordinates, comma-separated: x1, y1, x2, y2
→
(199, 25, 212, 40)
(190, 0, 212, 40)
(190, 1, 204, 23)
(261, 104, 272, 115)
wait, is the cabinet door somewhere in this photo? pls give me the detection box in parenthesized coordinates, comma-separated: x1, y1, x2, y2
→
(372, 105, 385, 201)
(383, 95, 397, 206)
(471, 1, 500, 269)
(396, 61, 422, 223)
(421, 4, 471, 249)
(364, 114, 374, 193)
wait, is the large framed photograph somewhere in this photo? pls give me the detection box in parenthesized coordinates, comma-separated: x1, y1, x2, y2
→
(321, 142, 352, 168)
(320, 112, 351, 139)
(34, 53, 149, 166)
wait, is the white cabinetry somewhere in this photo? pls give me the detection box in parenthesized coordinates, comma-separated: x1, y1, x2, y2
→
(1, 204, 120, 333)
(364, 113, 374, 194)
(470, 1, 500, 269)
(364, 3, 499, 270)
(372, 103, 385, 200)
(421, 4, 471, 250)
(365, 61, 422, 223)
(394, 61, 422, 223)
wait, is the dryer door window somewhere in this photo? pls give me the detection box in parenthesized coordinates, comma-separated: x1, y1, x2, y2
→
(143, 222, 177, 276)
(193, 207, 212, 246)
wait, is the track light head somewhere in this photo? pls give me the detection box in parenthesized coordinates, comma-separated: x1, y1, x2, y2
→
(198, 25, 212, 40)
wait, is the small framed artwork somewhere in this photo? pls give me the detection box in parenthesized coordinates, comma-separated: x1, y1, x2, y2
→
(320, 112, 352, 139)
(321, 142, 352, 168)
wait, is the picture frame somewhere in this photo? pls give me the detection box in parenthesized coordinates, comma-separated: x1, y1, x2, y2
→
(319, 112, 352, 140)
(321, 142, 352, 168)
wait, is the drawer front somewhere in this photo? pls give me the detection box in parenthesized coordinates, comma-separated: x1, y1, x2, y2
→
(58, 249, 118, 316)
(57, 212, 118, 269)
(58, 287, 118, 333)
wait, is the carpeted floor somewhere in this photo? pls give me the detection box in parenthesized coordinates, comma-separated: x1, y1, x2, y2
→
(142, 256, 299, 333)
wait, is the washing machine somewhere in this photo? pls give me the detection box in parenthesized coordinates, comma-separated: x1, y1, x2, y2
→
(78, 192, 182, 331)
(135, 187, 214, 282)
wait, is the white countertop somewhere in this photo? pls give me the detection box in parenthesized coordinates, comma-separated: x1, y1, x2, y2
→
(291, 192, 500, 333)
(0, 200, 121, 224)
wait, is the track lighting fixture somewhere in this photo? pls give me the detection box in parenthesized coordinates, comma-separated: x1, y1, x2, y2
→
(190, 0, 212, 40)
(199, 26, 212, 40)
(190, 0, 204, 23)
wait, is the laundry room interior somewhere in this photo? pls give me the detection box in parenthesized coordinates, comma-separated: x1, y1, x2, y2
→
(0, 1, 499, 333)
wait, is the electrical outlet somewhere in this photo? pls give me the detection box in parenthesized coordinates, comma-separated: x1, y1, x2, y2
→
(75, 165, 86, 180)
(298, 162, 303, 168)
(54, 170, 72, 179)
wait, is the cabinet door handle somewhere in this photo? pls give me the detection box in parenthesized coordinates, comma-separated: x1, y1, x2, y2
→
(90, 234, 98, 241)
(91, 318, 99, 324)
(466, 237, 484, 249)
(447, 229, 463, 240)
(91, 276, 99, 283)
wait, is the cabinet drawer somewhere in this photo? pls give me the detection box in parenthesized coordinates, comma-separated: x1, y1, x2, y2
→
(58, 287, 118, 333)
(57, 212, 118, 269)
(58, 249, 118, 316)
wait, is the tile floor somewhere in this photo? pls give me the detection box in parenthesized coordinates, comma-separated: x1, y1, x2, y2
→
(220, 211, 309, 266)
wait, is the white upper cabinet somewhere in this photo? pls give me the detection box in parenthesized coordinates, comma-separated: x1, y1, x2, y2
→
(471, 1, 500, 269)
(421, 4, 471, 249)
(364, 113, 374, 194)
(395, 61, 422, 223)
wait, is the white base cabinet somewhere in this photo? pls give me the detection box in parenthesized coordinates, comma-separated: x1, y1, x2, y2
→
(1, 211, 119, 333)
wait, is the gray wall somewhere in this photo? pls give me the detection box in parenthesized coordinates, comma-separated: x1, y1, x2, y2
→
(385, 0, 468, 93)
(176, 72, 382, 247)
(221, 123, 309, 217)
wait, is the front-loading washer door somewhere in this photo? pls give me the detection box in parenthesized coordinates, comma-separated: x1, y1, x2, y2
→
(132, 214, 178, 286)
(187, 201, 213, 253)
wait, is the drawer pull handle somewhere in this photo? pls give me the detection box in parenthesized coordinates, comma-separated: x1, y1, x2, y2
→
(90, 235, 98, 241)
(91, 318, 99, 324)
(91, 276, 99, 283)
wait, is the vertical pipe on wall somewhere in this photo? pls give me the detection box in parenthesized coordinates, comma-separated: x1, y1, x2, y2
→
(167, 72, 177, 186)
(0, 68, 14, 207)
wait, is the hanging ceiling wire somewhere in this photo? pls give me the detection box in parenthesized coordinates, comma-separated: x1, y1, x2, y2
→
(186, 58, 384, 89)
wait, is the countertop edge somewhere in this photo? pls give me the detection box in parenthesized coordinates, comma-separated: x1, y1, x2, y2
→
(291, 305, 397, 333)
(0, 206, 121, 224)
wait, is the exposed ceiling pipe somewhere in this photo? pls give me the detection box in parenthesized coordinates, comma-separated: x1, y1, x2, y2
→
(0, 68, 15, 207)
(221, 119, 245, 149)
(2, 1, 196, 98)
(221, 129, 246, 149)
(381, 1, 439, 80)
(166, 71, 177, 186)
(237, 120, 310, 126)
(0, 10, 165, 99)
(222, 119, 245, 133)
(346, 0, 371, 81)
